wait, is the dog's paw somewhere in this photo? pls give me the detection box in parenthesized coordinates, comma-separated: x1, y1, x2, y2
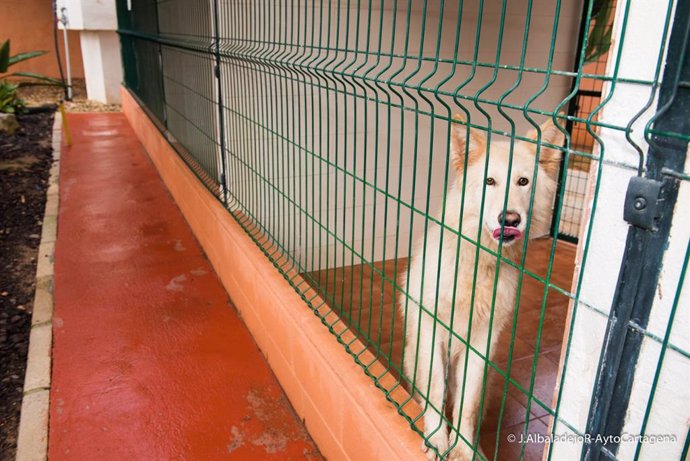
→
(446, 442, 485, 461)
(446, 446, 472, 461)
(422, 430, 450, 460)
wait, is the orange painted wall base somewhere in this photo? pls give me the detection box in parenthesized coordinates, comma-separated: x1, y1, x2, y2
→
(121, 87, 424, 461)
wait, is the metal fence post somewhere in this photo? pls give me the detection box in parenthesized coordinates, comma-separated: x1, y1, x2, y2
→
(584, 3, 690, 459)
(154, 0, 167, 129)
(212, 0, 229, 206)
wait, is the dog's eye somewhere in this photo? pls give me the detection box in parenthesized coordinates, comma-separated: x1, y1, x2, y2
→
(486, 177, 496, 186)
(517, 177, 529, 186)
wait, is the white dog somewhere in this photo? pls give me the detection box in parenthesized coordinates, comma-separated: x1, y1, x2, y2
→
(399, 114, 563, 460)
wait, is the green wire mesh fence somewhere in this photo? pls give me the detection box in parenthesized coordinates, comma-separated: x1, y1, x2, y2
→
(117, 1, 689, 459)
(552, 0, 615, 242)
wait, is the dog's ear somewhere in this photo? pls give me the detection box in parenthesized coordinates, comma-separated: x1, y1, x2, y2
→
(451, 113, 485, 171)
(525, 118, 564, 178)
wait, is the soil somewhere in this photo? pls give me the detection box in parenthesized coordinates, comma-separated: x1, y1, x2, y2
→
(0, 111, 54, 460)
(17, 78, 120, 113)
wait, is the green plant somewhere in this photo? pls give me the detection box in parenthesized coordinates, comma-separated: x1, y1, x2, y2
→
(0, 82, 24, 114)
(0, 39, 63, 113)
(584, 0, 614, 63)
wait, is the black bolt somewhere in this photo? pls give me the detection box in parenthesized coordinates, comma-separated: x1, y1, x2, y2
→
(634, 197, 647, 210)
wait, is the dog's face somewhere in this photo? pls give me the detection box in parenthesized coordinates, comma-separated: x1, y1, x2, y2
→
(451, 114, 563, 248)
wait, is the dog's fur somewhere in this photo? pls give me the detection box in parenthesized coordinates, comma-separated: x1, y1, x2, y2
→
(399, 114, 563, 460)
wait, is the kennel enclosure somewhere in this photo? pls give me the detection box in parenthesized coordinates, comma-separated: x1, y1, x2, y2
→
(117, 1, 690, 459)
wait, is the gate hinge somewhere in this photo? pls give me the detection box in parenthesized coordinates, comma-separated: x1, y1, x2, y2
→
(623, 176, 663, 231)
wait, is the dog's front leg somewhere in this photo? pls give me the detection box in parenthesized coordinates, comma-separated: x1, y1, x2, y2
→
(447, 330, 494, 461)
(415, 320, 450, 460)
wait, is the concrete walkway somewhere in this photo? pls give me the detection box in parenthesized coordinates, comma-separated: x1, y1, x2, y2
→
(50, 113, 321, 460)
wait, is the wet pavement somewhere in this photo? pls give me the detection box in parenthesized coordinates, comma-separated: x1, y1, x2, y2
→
(49, 113, 321, 460)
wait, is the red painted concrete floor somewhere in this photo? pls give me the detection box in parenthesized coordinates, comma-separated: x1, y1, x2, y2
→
(50, 113, 322, 460)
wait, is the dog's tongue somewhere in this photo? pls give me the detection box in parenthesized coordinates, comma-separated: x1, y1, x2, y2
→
(493, 227, 523, 240)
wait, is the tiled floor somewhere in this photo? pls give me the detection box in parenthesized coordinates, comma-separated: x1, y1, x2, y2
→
(50, 113, 322, 460)
(306, 237, 576, 460)
(481, 238, 576, 460)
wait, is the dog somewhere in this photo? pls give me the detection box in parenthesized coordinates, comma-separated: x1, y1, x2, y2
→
(399, 114, 563, 460)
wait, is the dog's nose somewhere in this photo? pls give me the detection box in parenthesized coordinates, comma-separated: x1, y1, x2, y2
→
(498, 211, 521, 227)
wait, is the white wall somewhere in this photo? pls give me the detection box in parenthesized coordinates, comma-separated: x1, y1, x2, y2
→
(550, 0, 689, 459)
(57, 0, 117, 31)
(219, 0, 582, 272)
(57, 0, 121, 103)
(79, 31, 122, 103)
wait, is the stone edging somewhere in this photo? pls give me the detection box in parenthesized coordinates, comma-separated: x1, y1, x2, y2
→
(15, 110, 62, 461)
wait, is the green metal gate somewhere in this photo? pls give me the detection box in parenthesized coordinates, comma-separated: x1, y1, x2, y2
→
(117, 1, 690, 459)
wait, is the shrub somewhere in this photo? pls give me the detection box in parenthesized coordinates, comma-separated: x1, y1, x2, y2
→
(0, 39, 63, 114)
(0, 82, 24, 114)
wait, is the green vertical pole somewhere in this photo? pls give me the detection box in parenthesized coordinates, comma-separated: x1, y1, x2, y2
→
(212, 0, 228, 205)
